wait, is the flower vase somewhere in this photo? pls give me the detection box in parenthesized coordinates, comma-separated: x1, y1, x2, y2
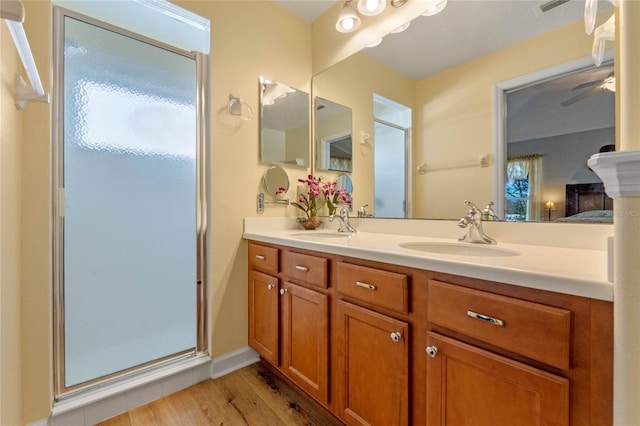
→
(298, 216, 323, 230)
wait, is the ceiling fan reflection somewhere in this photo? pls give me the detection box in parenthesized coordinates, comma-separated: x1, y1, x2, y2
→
(561, 72, 615, 107)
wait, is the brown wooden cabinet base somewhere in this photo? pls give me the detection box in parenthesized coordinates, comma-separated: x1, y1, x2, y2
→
(247, 241, 613, 426)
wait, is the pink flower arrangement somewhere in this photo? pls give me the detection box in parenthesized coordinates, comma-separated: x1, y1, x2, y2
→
(286, 175, 351, 219)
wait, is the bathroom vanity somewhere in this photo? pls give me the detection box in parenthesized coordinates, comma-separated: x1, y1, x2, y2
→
(244, 219, 613, 425)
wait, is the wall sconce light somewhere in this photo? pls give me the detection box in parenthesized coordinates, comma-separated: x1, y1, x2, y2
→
(545, 201, 555, 221)
(357, 0, 386, 16)
(336, 1, 362, 33)
(422, 0, 448, 16)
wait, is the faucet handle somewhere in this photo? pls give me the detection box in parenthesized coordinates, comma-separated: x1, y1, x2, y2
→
(464, 200, 480, 211)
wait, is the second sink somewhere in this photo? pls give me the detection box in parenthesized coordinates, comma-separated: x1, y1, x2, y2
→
(399, 241, 520, 257)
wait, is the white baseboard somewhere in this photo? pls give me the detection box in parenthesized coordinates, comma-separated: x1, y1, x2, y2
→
(35, 347, 259, 426)
(211, 346, 260, 379)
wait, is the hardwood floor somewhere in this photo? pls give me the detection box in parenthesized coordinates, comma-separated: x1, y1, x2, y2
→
(97, 361, 343, 425)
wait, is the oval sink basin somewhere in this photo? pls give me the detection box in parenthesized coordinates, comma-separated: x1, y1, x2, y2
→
(398, 242, 520, 257)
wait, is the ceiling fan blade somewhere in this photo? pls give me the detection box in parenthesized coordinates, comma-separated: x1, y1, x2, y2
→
(570, 71, 614, 91)
(570, 79, 604, 91)
(561, 85, 604, 107)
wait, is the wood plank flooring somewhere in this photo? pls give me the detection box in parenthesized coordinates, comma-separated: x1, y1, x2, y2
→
(97, 361, 343, 425)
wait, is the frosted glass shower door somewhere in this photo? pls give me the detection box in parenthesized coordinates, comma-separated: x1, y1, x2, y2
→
(374, 121, 407, 218)
(62, 16, 198, 388)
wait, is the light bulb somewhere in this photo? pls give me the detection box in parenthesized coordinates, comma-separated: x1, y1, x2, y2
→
(336, 1, 361, 33)
(357, 0, 386, 16)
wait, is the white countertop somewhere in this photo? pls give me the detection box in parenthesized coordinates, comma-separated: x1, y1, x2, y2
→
(243, 218, 614, 301)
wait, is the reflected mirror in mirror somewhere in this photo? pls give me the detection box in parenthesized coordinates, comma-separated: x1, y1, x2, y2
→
(260, 77, 310, 167)
(263, 165, 290, 196)
(315, 97, 353, 173)
(311, 0, 615, 223)
(336, 174, 354, 208)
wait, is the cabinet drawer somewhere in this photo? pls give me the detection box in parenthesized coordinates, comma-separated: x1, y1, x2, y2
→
(248, 243, 279, 274)
(282, 251, 328, 289)
(337, 262, 408, 314)
(428, 280, 571, 369)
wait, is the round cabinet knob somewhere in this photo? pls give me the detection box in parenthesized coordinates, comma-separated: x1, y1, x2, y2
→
(426, 346, 438, 358)
(279, 288, 288, 295)
(267, 284, 275, 290)
(390, 332, 402, 343)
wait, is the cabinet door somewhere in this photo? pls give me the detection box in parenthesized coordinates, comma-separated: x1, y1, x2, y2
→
(426, 332, 569, 426)
(248, 270, 279, 365)
(336, 301, 409, 426)
(281, 282, 329, 404)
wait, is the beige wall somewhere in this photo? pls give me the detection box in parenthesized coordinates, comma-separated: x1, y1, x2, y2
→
(1, 21, 24, 426)
(20, 1, 52, 423)
(614, 1, 640, 424)
(414, 17, 596, 218)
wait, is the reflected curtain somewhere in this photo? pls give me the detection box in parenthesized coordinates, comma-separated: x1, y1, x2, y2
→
(330, 157, 351, 171)
(507, 154, 543, 221)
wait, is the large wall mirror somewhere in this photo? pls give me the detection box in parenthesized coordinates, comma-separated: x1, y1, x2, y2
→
(311, 0, 615, 223)
(260, 77, 310, 167)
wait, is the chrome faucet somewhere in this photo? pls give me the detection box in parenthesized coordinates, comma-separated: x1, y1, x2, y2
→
(330, 206, 357, 233)
(481, 201, 500, 221)
(458, 200, 496, 244)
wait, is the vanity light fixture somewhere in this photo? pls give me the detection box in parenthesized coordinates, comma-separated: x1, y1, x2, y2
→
(367, 38, 383, 48)
(422, 0, 448, 16)
(357, 0, 386, 16)
(390, 21, 410, 33)
(336, 0, 362, 33)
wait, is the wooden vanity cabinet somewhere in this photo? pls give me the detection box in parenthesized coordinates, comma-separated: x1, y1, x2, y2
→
(247, 241, 613, 426)
(280, 281, 329, 404)
(248, 270, 279, 365)
(247, 242, 331, 405)
(426, 332, 570, 426)
(336, 301, 409, 426)
(335, 262, 410, 426)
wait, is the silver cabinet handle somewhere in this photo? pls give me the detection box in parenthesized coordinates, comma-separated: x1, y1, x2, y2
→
(279, 288, 288, 295)
(255, 254, 266, 260)
(426, 346, 438, 358)
(467, 310, 505, 327)
(267, 284, 275, 290)
(356, 281, 377, 290)
(295, 265, 308, 272)
(390, 332, 402, 342)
